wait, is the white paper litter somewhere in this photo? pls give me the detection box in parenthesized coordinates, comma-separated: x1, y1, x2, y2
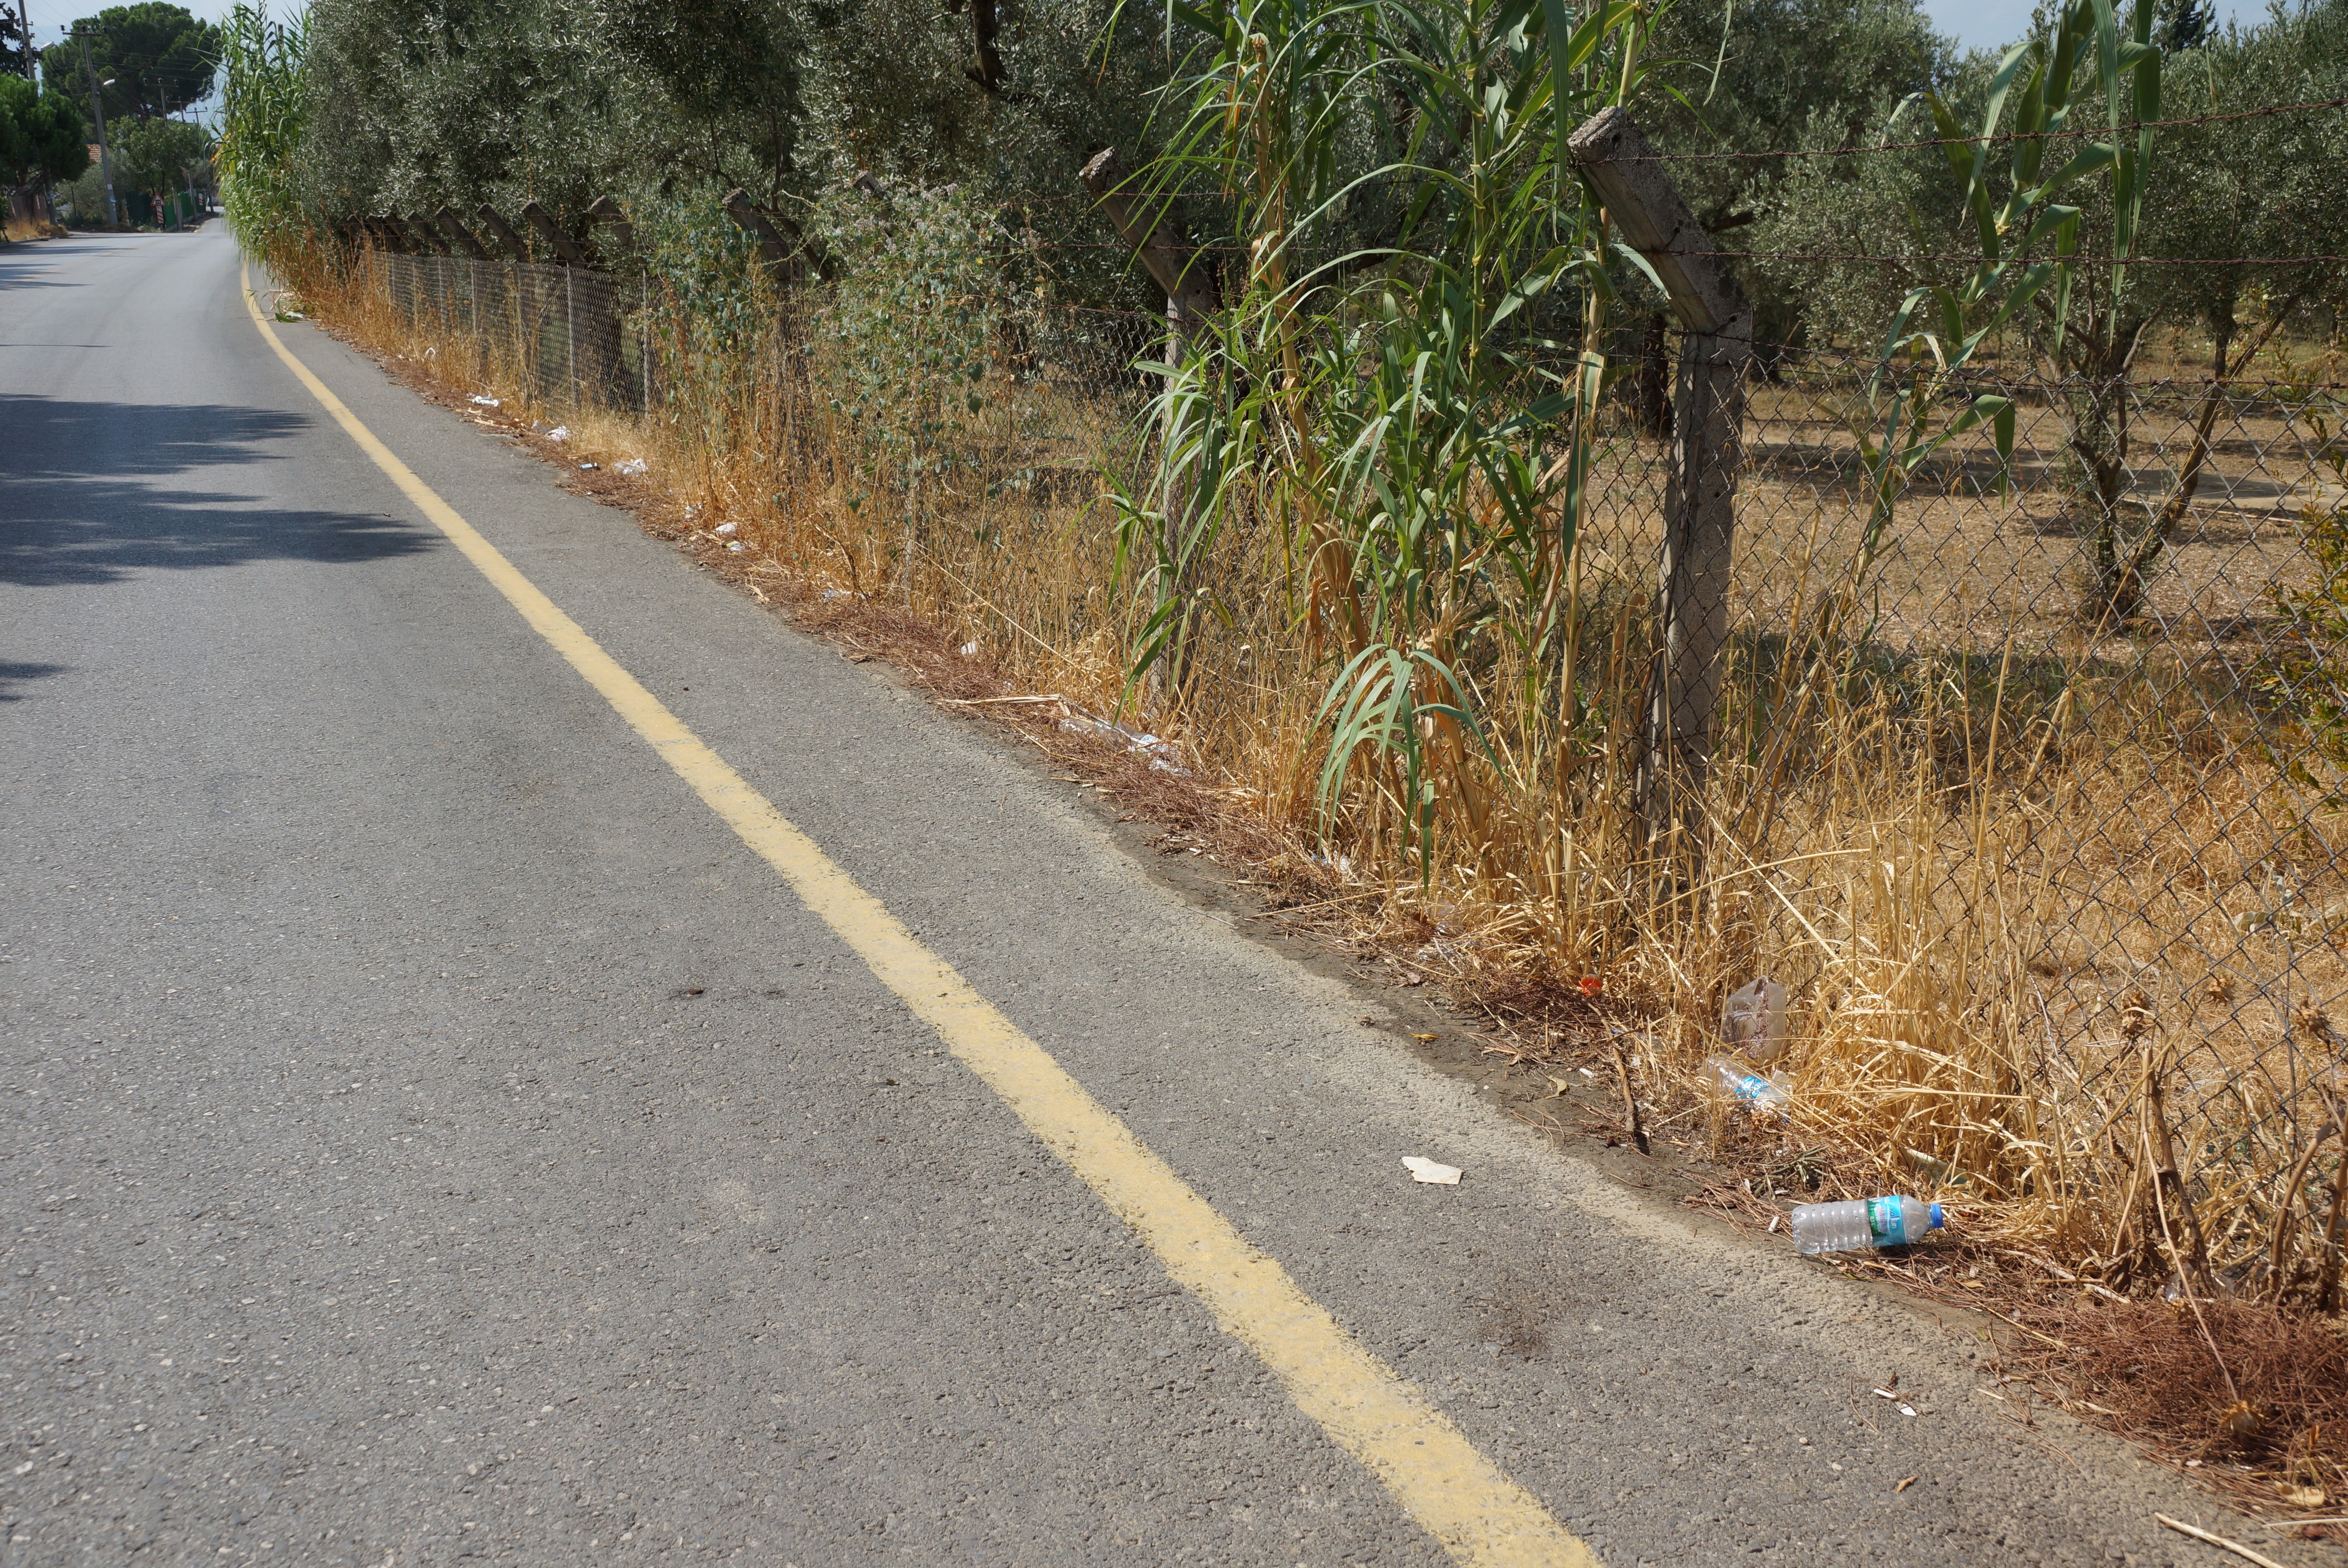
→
(545, 425, 570, 442)
(726, 541, 745, 552)
(1402, 1157, 1461, 1185)
(615, 457, 647, 476)
(714, 521, 738, 535)
(468, 394, 501, 408)
(960, 642, 979, 656)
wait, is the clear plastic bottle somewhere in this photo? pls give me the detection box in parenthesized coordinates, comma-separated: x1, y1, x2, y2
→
(1790, 1195, 1946, 1255)
(1705, 1054, 1789, 1115)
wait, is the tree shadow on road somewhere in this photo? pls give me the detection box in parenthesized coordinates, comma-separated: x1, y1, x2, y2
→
(0, 662, 68, 701)
(0, 394, 437, 588)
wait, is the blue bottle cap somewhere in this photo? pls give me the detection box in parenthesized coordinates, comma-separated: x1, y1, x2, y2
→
(1927, 1203, 1945, 1230)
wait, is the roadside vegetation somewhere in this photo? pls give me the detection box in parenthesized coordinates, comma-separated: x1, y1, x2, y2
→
(224, 0, 2348, 1513)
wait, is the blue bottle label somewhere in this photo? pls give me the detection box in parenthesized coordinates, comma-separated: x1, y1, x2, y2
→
(1866, 1198, 1905, 1246)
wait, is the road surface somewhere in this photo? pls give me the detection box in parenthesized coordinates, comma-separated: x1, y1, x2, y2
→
(1, 229, 2304, 1566)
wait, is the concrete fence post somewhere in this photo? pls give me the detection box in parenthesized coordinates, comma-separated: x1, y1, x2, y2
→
(473, 204, 531, 262)
(1079, 146, 1218, 691)
(1567, 106, 1754, 862)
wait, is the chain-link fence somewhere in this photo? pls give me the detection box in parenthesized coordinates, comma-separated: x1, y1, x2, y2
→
(341, 226, 2348, 1293)
(378, 252, 651, 416)
(1564, 334, 2347, 1283)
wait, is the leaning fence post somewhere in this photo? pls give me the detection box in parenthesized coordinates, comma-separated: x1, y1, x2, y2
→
(1568, 106, 1753, 860)
(1080, 146, 1218, 690)
(473, 204, 531, 261)
(433, 206, 490, 260)
(1079, 148, 1217, 331)
(584, 194, 636, 256)
(520, 201, 585, 266)
(720, 188, 793, 270)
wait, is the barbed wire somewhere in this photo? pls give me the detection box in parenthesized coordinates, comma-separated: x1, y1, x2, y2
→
(1628, 95, 2348, 163)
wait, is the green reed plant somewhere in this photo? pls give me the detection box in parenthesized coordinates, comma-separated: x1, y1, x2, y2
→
(217, 3, 313, 276)
(1116, 0, 1661, 876)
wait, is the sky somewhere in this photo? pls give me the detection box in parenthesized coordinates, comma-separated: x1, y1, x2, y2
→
(1924, 0, 2256, 51)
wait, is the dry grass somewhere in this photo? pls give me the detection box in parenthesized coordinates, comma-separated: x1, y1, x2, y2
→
(295, 243, 2348, 1493)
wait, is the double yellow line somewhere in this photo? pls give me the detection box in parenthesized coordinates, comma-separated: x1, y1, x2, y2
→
(242, 269, 1598, 1568)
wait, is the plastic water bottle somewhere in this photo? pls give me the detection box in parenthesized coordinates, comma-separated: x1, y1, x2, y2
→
(1705, 1054, 1789, 1114)
(1790, 1196, 1945, 1255)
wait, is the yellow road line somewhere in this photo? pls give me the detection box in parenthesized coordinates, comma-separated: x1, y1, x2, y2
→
(241, 267, 1599, 1568)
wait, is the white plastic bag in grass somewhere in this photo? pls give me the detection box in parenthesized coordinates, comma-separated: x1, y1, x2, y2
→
(616, 458, 647, 476)
(1721, 977, 1787, 1063)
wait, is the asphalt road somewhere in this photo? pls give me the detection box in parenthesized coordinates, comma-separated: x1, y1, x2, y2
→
(0, 228, 2317, 1568)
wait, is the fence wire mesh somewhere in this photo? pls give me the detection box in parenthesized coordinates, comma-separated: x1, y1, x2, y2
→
(1573, 334, 2348, 1271)
(351, 236, 2348, 1290)
(380, 253, 649, 416)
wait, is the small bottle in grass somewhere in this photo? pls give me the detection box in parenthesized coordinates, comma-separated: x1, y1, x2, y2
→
(1790, 1196, 1945, 1255)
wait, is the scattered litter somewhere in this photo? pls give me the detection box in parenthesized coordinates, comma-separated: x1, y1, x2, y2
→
(1766, 1215, 1781, 1234)
(2156, 1513, 2295, 1568)
(1872, 1388, 1897, 1400)
(578, 462, 599, 471)
(1055, 703, 1190, 775)
(1894, 1476, 1917, 1493)
(468, 394, 501, 408)
(1721, 977, 1788, 1061)
(727, 540, 745, 552)
(1904, 1146, 1965, 1188)
(1705, 1054, 1789, 1115)
(615, 457, 647, 476)
(545, 425, 570, 442)
(275, 310, 305, 321)
(960, 641, 979, 656)
(1577, 1066, 1598, 1079)
(1412, 1031, 1438, 1042)
(714, 521, 738, 535)
(1898, 1403, 1917, 1417)
(1793, 1196, 1944, 1255)
(1402, 1157, 1461, 1185)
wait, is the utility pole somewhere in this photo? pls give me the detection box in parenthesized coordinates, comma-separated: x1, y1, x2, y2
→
(76, 29, 118, 228)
